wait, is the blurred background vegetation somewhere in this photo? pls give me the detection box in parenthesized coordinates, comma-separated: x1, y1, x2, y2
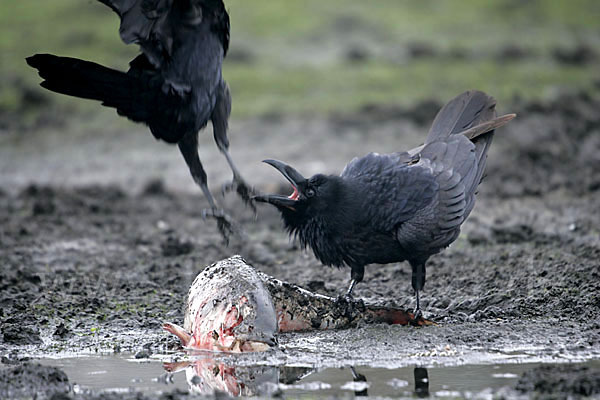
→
(1, 0, 599, 122)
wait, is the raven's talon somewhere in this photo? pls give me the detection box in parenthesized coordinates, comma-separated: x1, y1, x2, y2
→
(336, 293, 354, 304)
(200, 208, 236, 246)
(221, 178, 251, 197)
(221, 181, 233, 197)
(412, 309, 423, 322)
(334, 294, 364, 318)
(221, 180, 258, 214)
(201, 208, 224, 220)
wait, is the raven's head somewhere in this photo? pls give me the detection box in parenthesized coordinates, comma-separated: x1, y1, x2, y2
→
(254, 159, 345, 234)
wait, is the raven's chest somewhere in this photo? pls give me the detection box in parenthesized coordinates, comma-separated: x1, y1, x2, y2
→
(305, 223, 406, 268)
(341, 229, 406, 266)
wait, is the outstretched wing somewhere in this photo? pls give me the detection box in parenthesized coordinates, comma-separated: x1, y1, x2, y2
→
(98, 0, 230, 66)
(98, 0, 171, 44)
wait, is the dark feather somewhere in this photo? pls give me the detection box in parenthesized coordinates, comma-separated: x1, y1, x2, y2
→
(342, 152, 438, 232)
(267, 91, 513, 283)
(27, 0, 230, 144)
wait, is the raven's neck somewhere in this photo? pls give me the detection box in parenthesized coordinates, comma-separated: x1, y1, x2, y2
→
(284, 178, 364, 268)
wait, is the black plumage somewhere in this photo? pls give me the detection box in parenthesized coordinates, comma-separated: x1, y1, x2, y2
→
(26, 0, 250, 242)
(255, 91, 515, 317)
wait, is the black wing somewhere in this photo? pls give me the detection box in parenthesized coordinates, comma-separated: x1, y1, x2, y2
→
(341, 91, 500, 261)
(341, 152, 439, 233)
(341, 136, 484, 259)
(394, 133, 489, 263)
(393, 91, 497, 257)
(98, 0, 230, 65)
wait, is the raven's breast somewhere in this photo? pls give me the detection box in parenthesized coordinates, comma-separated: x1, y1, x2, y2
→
(347, 231, 407, 266)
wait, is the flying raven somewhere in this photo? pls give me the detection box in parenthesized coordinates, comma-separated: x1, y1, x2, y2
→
(26, 0, 251, 243)
(255, 91, 515, 317)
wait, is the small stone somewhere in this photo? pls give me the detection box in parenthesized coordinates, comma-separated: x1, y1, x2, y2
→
(134, 350, 151, 359)
(52, 323, 71, 339)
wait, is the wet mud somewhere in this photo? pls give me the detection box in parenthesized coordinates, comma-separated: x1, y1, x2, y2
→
(0, 363, 69, 400)
(1, 90, 600, 398)
(516, 363, 600, 399)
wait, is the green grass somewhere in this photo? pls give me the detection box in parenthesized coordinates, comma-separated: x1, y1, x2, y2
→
(228, 0, 600, 51)
(226, 60, 597, 116)
(1, 0, 599, 118)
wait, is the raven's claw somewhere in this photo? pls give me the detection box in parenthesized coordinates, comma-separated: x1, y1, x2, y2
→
(337, 293, 355, 304)
(335, 294, 365, 319)
(411, 308, 423, 325)
(201, 208, 237, 246)
(221, 178, 257, 215)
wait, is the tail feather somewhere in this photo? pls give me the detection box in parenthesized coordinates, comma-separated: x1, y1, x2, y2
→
(425, 90, 516, 218)
(419, 91, 515, 230)
(26, 53, 149, 122)
(426, 90, 497, 143)
(460, 113, 516, 141)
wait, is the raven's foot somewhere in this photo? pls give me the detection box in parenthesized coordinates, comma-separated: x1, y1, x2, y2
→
(410, 308, 424, 326)
(221, 178, 257, 215)
(334, 294, 365, 320)
(201, 208, 238, 246)
(337, 292, 355, 304)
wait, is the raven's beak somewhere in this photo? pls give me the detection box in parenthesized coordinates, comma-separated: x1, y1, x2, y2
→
(254, 159, 306, 210)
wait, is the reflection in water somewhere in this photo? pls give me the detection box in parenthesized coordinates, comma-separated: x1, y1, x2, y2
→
(164, 359, 313, 397)
(164, 359, 278, 396)
(163, 359, 431, 397)
(414, 367, 430, 397)
(279, 366, 315, 385)
(349, 367, 430, 398)
(350, 366, 369, 397)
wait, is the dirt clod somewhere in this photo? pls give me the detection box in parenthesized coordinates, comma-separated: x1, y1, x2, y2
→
(516, 364, 600, 399)
(2, 325, 42, 345)
(0, 363, 70, 400)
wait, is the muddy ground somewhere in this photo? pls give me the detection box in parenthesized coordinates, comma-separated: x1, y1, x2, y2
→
(1, 89, 600, 399)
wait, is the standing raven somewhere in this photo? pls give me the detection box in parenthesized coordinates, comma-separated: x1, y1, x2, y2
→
(255, 91, 515, 318)
(26, 0, 251, 243)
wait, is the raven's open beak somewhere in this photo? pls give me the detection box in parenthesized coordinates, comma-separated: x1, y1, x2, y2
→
(253, 159, 306, 210)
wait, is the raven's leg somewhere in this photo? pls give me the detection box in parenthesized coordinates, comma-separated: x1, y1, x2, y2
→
(211, 81, 256, 212)
(219, 144, 255, 210)
(178, 131, 235, 245)
(335, 265, 365, 318)
(411, 262, 426, 319)
(336, 264, 365, 311)
(346, 265, 365, 298)
(346, 280, 358, 297)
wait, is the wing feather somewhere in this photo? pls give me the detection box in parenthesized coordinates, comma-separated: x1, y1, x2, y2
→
(342, 152, 438, 232)
(394, 134, 482, 255)
(97, 0, 229, 67)
(341, 91, 506, 260)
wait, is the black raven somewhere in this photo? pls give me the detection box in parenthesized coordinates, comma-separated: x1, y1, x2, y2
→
(255, 91, 515, 317)
(26, 0, 250, 243)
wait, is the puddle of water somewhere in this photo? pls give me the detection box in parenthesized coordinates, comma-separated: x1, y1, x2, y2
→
(37, 354, 600, 398)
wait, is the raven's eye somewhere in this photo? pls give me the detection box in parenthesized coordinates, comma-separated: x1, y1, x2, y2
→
(305, 188, 315, 198)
